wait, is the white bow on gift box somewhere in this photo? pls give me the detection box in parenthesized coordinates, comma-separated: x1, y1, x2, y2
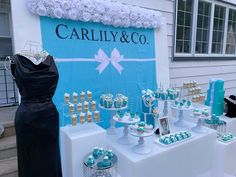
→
(95, 48, 124, 74)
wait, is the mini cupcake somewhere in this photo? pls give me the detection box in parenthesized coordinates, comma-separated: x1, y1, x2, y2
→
(84, 101, 89, 112)
(80, 113, 85, 124)
(77, 102, 82, 113)
(87, 111, 92, 123)
(137, 127, 145, 134)
(71, 114, 77, 126)
(94, 110, 100, 122)
(72, 92, 78, 103)
(69, 103, 74, 114)
(87, 91, 92, 101)
(138, 121, 146, 127)
(64, 93, 70, 104)
(91, 101, 96, 111)
(80, 91, 85, 102)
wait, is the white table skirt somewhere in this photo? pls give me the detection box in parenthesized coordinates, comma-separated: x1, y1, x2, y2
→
(107, 121, 217, 177)
(60, 123, 107, 177)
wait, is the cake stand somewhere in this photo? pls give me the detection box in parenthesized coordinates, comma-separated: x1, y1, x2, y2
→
(113, 115, 140, 145)
(99, 105, 128, 135)
(129, 130, 153, 155)
(191, 114, 210, 133)
(171, 105, 193, 127)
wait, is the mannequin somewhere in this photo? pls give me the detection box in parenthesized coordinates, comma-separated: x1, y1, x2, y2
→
(10, 52, 62, 177)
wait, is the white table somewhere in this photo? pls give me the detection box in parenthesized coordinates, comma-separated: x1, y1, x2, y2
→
(60, 123, 107, 177)
(107, 121, 217, 177)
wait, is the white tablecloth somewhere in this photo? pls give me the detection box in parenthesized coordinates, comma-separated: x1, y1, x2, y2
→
(60, 123, 107, 177)
(107, 121, 217, 177)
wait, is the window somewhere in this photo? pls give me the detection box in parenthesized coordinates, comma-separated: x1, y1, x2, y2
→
(195, 1, 211, 54)
(212, 5, 226, 54)
(176, 0, 193, 53)
(174, 0, 236, 60)
(226, 9, 236, 54)
(0, 0, 13, 60)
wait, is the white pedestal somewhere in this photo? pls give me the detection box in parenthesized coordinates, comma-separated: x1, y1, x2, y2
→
(107, 121, 217, 177)
(60, 123, 107, 177)
(211, 139, 236, 177)
(221, 116, 236, 135)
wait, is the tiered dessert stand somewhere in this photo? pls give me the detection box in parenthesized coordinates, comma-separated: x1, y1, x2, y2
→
(113, 114, 140, 145)
(129, 130, 153, 155)
(99, 105, 127, 135)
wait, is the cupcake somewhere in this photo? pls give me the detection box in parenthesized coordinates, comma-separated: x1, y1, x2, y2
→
(71, 114, 77, 126)
(64, 93, 70, 104)
(87, 111, 92, 123)
(77, 102, 82, 113)
(94, 110, 100, 122)
(80, 91, 85, 102)
(72, 92, 78, 103)
(84, 101, 89, 112)
(87, 91, 92, 101)
(137, 127, 145, 134)
(91, 101, 96, 111)
(138, 121, 145, 127)
(80, 113, 85, 124)
(69, 103, 74, 114)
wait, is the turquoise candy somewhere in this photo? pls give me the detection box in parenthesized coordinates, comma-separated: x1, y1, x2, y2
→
(86, 156, 95, 166)
(169, 135, 177, 143)
(159, 137, 166, 143)
(175, 134, 183, 141)
(100, 156, 112, 167)
(93, 147, 99, 158)
(187, 100, 191, 107)
(175, 100, 179, 106)
(130, 112, 135, 118)
(138, 122, 145, 127)
(106, 150, 114, 159)
(97, 148, 105, 157)
(161, 93, 168, 100)
(163, 137, 172, 145)
(185, 132, 192, 138)
(180, 132, 188, 139)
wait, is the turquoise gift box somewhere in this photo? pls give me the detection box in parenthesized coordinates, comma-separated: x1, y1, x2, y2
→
(205, 79, 225, 116)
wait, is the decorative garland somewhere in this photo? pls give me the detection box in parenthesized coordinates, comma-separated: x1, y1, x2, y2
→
(26, 0, 164, 29)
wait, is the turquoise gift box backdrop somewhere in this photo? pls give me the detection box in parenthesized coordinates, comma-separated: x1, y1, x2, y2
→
(40, 16, 157, 128)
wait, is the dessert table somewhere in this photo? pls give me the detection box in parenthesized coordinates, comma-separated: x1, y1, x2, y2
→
(107, 121, 217, 177)
(60, 123, 108, 177)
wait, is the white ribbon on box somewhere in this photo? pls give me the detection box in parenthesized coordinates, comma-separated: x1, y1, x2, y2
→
(55, 48, 156, 75)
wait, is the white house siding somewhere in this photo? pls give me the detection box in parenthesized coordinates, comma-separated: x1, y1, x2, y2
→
(119, 0, 235, 96)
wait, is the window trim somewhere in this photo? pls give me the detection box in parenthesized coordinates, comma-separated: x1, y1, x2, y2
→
(174, 0, 236, 61)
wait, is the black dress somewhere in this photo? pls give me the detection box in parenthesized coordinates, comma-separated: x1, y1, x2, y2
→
(12, 54, 62, 177)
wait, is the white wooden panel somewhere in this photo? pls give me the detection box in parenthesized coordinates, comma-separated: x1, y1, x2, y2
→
(167, 24, 173, 36)
(170, 73, 236, 86)
(170, 60, 236, 68)
(168, 46, 172, 58)
(168, 35, 173, 47)
(170, 65, 236, 78)
(130, 0, 174, 13)
(225, 88, 236, 97)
